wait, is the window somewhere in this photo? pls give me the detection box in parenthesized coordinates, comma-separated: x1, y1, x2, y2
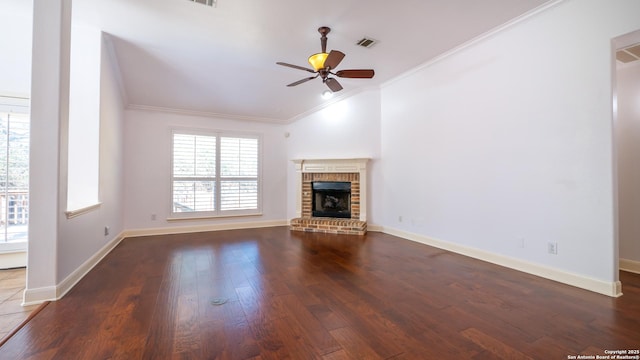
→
(66, 24, 101, 213)
(171, 130, 260, 217)
(0, 97, 29, 248)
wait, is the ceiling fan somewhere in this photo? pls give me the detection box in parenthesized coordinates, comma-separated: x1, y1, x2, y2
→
(276, 26, 375, 93)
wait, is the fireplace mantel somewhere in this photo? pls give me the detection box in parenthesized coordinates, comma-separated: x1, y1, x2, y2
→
(292, 158, 368, 175)
(292, 158, 368, 222)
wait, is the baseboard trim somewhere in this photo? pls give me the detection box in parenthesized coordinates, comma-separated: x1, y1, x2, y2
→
(379, 226, 622, 298)
(122, 219, 289, 238)
(22, 286, 57, 306)
(22, 232, 126, 306)
(55, 233, 126, 300)
(620, 258, 640, 274)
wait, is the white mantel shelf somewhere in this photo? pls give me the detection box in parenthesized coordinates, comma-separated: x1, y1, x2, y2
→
(292, 158, 369, 173)
(292, 158, 369, 222)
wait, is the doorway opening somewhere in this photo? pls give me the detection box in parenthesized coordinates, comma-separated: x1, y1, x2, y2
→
(613, 29, 640, 279)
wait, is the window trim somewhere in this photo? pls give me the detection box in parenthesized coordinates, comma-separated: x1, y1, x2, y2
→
(169, 128, 263, 220)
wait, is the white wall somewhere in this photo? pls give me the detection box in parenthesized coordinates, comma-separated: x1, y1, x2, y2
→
(0, 2, 32, 96)
(617, 60, 640, 266)
(27, 0, 72, 302)
(285, 89, 383, 224)
(379, 0, 640, 289)
(67, 25, 102, 211)
(123, 110, 288, 232)
(56, 33, 125, 282)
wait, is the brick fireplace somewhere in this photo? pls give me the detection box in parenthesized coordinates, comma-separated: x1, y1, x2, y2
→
(290, 159, 368, 235)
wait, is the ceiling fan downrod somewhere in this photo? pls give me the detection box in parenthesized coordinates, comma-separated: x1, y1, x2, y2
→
(318, 26, 330, 53)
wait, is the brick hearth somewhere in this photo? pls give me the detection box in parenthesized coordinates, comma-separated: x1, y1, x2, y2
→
(289, 218, 367, 235)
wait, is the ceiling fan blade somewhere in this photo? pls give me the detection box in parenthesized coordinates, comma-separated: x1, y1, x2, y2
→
(276, 62, 316, 74)
(287, 76, 317, 87)
(335, 69, 375, 78)
(324, 50, 345, 70)
(325, 78, 343, 92)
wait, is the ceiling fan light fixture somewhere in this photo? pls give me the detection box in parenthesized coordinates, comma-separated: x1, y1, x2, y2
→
(187, 0, 217, 7)
(308, 52, 328, 71)
(322, 90, 333, 99)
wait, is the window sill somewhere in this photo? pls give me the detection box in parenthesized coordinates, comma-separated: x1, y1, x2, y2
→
(167, 212, 263, 222)
(0, 241, 27, 253)
(65, 202, 102, 219)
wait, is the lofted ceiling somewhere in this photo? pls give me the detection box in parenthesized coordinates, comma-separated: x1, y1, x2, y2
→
(15, 0, 557, 123)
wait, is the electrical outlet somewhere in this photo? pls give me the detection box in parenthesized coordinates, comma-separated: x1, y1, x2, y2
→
(548, 242, 558, 255)
(151, 214, 157, 221)
(398, 215, 403, 222)
(104, 226, 110, 236)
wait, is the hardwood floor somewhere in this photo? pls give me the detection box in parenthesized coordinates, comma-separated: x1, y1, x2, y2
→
(0, 227, 638, 359)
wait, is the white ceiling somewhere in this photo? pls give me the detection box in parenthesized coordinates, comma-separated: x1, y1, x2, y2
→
(15, 0, 556, 123)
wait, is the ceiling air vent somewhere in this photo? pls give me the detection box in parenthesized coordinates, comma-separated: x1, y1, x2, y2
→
(187, 0, 216, 7)
(616, 44, 640, 63)
(356, 37, 378, 48)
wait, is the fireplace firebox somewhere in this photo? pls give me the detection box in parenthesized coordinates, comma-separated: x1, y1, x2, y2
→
(312, 181, 351, 218)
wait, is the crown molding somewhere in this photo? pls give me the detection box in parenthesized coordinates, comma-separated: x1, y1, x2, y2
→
(126, 103, 289, 124)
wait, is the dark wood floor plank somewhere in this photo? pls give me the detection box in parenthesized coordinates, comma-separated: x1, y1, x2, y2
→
(271, 315, 326, 360)
(328, 327, 384, 360)
(306, 303, 350, 331)
(245, 315, 291, 360)
(141, 250, 182, 359)
(440, 305, 540, 351)
(198, 319, 229, 359)
(461, 327, 533, 360)
(0, 227, 638, 359)
(272, 294, 341, 356)
(235, 285, 282, 323)
(221, 317, 261, 359)
(173, 250, 203, 358)
(321, 349, 352, 360)
(309, 285, 421, 359)
(529, 336, 590, 359)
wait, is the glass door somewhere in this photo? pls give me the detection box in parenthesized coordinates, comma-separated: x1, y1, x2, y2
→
(0, 96, 29, 264)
